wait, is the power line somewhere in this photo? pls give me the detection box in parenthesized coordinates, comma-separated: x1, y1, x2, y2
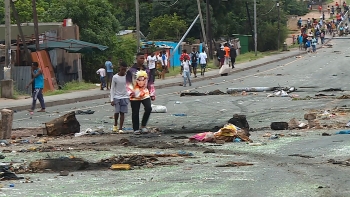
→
(157, 0, 180, 7)
(260, 4, 276, 16)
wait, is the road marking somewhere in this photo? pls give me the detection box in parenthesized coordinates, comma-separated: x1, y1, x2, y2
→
(14, 55, 304, 122)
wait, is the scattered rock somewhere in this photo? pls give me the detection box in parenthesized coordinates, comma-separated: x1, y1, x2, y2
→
(270, 122, 288, 130)
(59, 171, 69, 176)
(322, 132, 331, 136)
(203, 149, 215, 153)
(304, 113, 317, 120)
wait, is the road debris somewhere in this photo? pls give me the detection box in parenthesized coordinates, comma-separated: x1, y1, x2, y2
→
(180, 89, 226, 97)
(76, 110, 95, 115)
(45, 111, 80, 136)
(328, 159, 350, 166)
(215, 162, 254, 167)
(189, 124, 252, 143)
(151, 104, 167, 113)
(59, 171, 69, 176)
(270, 122, 288, 130)
(1, 109, 14, 139)
(288, 154, 315, 159)
(110, 164, 131, 170)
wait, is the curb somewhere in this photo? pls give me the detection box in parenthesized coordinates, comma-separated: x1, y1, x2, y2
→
(7, 38, 332, 112)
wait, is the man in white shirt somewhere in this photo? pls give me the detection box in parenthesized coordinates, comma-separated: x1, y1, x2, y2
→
(181, 56, 192, 87)
(198, 49, 207, 76)
(147, 52, 157, 82)
(96, 66, 106, 90)
(110, 62, 129, 133)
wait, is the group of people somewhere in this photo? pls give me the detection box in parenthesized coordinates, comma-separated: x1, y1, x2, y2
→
(179, 47, 208, 86)
(103, 53, 156, 134)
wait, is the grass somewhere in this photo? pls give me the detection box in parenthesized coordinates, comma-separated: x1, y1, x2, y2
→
(44, 81, 97, 96)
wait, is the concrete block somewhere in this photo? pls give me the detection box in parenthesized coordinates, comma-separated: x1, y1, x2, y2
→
(1, 109, 14, 139)
(1, 79, 13, 99)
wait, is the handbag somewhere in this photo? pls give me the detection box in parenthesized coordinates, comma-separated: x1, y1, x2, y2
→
(219, 64, 230, 74)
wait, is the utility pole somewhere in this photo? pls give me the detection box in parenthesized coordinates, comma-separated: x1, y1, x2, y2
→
(11, 0, 31, 63)
(135, 0, 140, 52)
(196, 0, 207, 52)
(277, 1, 280, 50)
(254, 0, 257, 56)
(32, 0, 40, 50)
(5, 0, 11, 70)
(206, 0, 213, 59)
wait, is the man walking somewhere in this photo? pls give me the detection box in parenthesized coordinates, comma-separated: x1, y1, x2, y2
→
(198, 49, 207, 76)
(110, 62, 129, 134)
(147, 52, 157, 82)
(26, 62, 45, 113)
(190, 47, 199, 78)
(126, 53, 156, 135)
(229, 44, 237, 68)
(105, 57, 114, 90)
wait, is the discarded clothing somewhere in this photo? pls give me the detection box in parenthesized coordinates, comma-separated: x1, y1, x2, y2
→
(76, 110, 95, 115)
(189, 132, 215, 142)
(0, 168, 24, 180)
(189, 124, 251, 143)
(336, 130, 350, 134)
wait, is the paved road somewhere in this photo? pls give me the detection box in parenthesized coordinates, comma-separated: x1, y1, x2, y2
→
(3, 38, 350, 197)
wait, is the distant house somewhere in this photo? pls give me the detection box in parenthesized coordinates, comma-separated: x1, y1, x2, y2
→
(143, 41, 203, 67)
(116, 30, 203, 67)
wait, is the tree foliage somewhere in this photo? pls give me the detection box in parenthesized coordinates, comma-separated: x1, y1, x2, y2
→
(0, 0, 311, 75)
(149, 13, 187, 41)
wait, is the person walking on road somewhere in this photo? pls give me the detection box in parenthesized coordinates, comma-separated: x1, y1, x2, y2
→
(147, 52, 157, 82)
(229, 44, 237, 68)
(198, 49, 207, 76)
(26, 62, 45, 113)
(190, 47, 199, 78)
(105, 57, 114, 90)
(96, 65, 106, 90)
(181, 56, 192, 87)
(311, 36, 317, 53)
(110, 62, 129, 134)
(161, 50, 168, 80)
(126, 53, 156, 135)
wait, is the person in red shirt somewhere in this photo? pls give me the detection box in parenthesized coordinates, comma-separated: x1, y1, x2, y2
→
(179, 49, 190, 74)
(318, 5, 322, 13)
(180, 49, 190, 61)
(336, 13, 341, 22)
(336, 2, 339, 7)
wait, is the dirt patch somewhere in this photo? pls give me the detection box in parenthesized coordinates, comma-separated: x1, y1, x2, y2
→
(328, 159, 350, 166)
(288, 154, 315, 159)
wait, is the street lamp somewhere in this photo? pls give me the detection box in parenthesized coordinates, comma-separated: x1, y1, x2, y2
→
(277, 1, 280, 50)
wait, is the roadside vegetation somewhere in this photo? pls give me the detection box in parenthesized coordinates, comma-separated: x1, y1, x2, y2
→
(44, 81, 96, 96)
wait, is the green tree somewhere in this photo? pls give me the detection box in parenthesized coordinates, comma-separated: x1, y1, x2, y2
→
(149, 13, 187, 41)
(42, 0, 136, 82)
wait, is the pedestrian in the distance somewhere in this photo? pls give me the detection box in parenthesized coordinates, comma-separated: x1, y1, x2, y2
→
(126, 53, 156, 135)
(147, 52, 157, 82)
(229, 44, 237, 68)
(182, 56, 192, 87)
(190, 47, 199, 78)
(198, 49, 207, 76)
(26, 62, 45, 113)
(105, 57, 114, 90)
(110, 62, 129, 134)
(96, 65, 106, 90)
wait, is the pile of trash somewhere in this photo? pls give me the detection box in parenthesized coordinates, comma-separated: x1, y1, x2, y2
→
(189, 124, 252, 143)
